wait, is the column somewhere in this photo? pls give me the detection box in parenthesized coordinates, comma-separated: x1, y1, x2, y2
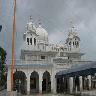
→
(63, 77, 65, 93)
(7, 69, 11, 91)
(27, 74, 30, 95)
(32, 37, 34, 46)
(87, 75, 91, 90)
(79, 76, 83, 91)
(51, 75, 57, 94)
(39, 72, 43, 94)
(69, 77, 73, 94)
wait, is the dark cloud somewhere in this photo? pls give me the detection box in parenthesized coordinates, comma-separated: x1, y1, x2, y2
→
(0, 0, 96, 61)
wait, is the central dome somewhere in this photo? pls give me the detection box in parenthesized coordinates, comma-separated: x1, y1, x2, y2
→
(36, 24, 48, 42)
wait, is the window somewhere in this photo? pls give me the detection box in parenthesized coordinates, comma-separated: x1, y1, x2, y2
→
(75, 41, 79, 48)
(69, 42, 71, 45)
(77, 42, 79, 46)
(41, 56, 45, 59)
(75, 41, 77, 45)
(30, 38, 32, 45)
(34, 38, 36, 45)
(27, 38, 29, 45)
(73, 42, 74, 45)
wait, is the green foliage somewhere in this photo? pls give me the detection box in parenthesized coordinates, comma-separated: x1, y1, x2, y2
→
(0, 47, 7, 64)
(0, 47, 7, 87)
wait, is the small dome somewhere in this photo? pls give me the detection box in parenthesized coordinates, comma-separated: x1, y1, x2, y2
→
(27, 22, 36, 33)
(36, 24, 48, 42)
(26, 16, 36, 33)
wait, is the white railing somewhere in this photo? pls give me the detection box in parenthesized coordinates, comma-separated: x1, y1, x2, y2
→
(14, 59, 52, 65)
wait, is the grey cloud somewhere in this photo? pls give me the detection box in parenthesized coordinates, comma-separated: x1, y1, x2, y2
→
(0, 0, 96, 61)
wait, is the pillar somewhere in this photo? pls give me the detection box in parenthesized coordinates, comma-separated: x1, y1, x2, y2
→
(7, 68, 11, 91)
(51, 75, 53, 93)
(87, 75, 91, 90)
(79, 76, 83, 91)
(69, 77, 73, 94)
(32, 37, 34, 46)
(39, 72, 43, 94)
(51, 75, 57, 94)
(27, 74, 30, 95)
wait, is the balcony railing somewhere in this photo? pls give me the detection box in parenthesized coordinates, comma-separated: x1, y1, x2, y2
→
(7, 59, 53, 68)
(14, 60, 52, 65)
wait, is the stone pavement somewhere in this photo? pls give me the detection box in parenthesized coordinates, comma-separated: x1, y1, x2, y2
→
(0, 92, 74, 96)
(0, 89, 7, 96)
(0, 90, 74, 96)
(81, 90, 96, 96)
(18, 93, 74, 96)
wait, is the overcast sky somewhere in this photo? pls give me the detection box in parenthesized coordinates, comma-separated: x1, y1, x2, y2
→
(0, 0, 96, 61)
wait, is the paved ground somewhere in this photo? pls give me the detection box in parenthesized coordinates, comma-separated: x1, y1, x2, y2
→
(0, 90, 74, 96)
(20, 94, 74, 96)
(0, 89, 7, 96)
(2, 90, 96, 96)
(81, 90, 96, 96)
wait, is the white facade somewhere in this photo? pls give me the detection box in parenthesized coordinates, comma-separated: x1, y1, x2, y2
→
(7, 17, 85, 95)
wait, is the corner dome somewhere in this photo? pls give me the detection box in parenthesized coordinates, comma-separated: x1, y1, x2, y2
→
(36, 24, 48, 42)
(26, 16, 36, 33)
(27, 22, 36, 33)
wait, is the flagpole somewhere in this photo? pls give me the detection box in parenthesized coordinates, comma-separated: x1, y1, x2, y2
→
(11, 0, 16, 91)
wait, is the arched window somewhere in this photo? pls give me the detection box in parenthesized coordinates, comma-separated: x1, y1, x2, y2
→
(30, 38, 32, 45)
(73, 42, 74, 46)
(27, 38, 29, 45)
(75, 41, 79, 48)
(69, 42, 71, 46)
(34, 38, 36, 45)
(77, 41, 79, 46)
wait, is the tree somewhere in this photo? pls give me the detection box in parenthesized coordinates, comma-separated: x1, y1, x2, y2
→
(0, 47, 7, 87)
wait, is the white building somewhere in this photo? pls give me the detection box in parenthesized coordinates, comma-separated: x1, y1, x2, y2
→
(7, 17, 86, 95)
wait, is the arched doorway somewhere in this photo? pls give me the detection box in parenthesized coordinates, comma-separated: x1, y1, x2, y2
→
(42, 71, 51, 93)
(13, 71, 27, 95)
(30, 71, 39, 94)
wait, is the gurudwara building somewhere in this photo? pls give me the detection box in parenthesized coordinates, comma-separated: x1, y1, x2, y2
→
(7, 17, 93, 95)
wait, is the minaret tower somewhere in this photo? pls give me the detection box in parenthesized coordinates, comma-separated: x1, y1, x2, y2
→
(23, 16, 38, 50)
(66, 24, 80, 52)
